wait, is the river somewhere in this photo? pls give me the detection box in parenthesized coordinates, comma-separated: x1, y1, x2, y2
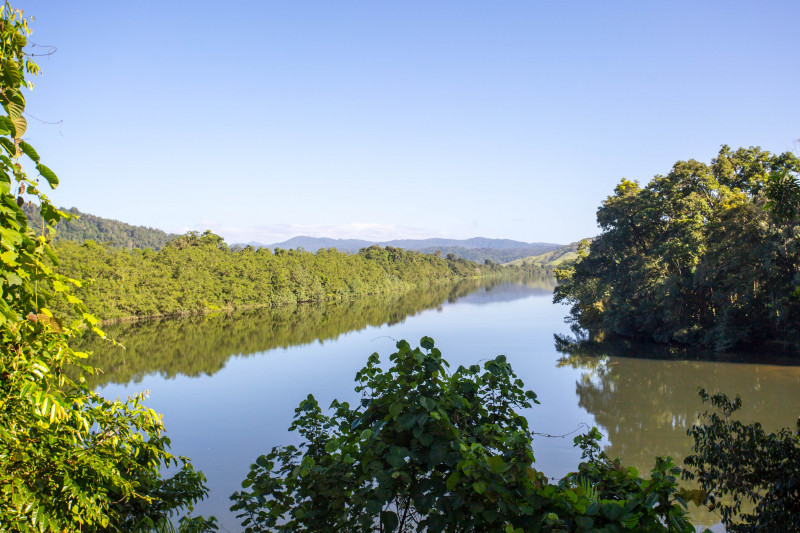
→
(79, 273, 800, 531)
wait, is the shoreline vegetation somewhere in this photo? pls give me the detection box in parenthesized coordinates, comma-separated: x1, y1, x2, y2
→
(49, 231, 549, 324)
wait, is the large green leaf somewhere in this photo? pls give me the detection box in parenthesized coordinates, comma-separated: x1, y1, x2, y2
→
(10, 114, 25, 138)
(0, 116, 12, 136)
(19, 140, 38, 162)
(36, 164, 58, 188)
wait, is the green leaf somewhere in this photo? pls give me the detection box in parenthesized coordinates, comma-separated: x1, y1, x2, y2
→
(2, 59, 22, 87)
(486, 455, 506, 474)
(388, 401, 403, 419)
(10, 115, 26, 138)
(36, 164, 58, 188)
(420, 396, 435, 412)
(19, 141, 39, 162)
(0, 137, 15, 155)
(0, 116, 12, 136)
(0, 250, 18, 266)
(420, 336, 434, 350)
(6, 100, 23, 119)
(446, 472, 460, 491)
(585, 501, 601, 516)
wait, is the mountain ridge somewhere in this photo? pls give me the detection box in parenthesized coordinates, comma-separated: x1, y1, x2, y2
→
(248, 235, 563, 253)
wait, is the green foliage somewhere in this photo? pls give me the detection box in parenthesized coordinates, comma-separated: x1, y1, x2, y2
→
(48, 235, 539, 321)
(230, 338, 696, 532)
(765, 169, 800, 222)
(24, 203, 178, 250)
(683, 389, 800, 532)
(0, 5, 207, 530)
(554, 145, 800, 352)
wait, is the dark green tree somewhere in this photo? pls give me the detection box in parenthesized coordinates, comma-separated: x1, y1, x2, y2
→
(554, 145, 800, 352)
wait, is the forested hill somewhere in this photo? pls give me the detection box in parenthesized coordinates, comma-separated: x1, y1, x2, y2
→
(24, 203, 178, 250)
(506, 241, 584, 268)
(414, 246, 561, 264)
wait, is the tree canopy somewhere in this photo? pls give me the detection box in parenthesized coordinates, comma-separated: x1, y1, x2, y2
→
(554, 145, 800, 352)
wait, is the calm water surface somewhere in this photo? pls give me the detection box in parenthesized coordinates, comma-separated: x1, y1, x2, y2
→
(82, 275, 800, 531)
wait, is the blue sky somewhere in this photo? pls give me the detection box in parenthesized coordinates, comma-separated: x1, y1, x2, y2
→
(16, 1, 800, 244)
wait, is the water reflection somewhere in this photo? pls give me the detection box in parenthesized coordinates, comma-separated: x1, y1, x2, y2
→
(556, 337, 800, 528)
(75, 272, 555, 388)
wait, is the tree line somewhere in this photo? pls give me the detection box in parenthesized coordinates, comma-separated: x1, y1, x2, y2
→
(48, 231, 535, 322)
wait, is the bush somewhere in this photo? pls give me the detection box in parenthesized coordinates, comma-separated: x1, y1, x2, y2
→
(231, 338, 696, 532)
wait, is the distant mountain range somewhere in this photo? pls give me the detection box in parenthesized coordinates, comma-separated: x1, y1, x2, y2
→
(241, 236, 566, 264)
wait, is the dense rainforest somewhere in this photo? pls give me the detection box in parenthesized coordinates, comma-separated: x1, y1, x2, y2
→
(555, 145, 800, 353)
(23, 202, 178, 250)
(49, 231, 534, 321)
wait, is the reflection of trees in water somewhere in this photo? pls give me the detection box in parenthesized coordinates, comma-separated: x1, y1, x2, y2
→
(556, 338, 800, 527)
(74, 273, 549, 388)
(456, 270, 556, 304)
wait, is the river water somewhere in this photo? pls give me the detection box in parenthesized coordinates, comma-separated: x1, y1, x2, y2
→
(81, 274, 800, 531)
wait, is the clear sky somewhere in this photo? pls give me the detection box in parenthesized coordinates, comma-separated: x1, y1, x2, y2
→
(15, 1, 800, 244)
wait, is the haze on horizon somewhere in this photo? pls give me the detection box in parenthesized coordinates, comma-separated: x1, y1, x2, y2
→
(17, 1, 800, 244)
